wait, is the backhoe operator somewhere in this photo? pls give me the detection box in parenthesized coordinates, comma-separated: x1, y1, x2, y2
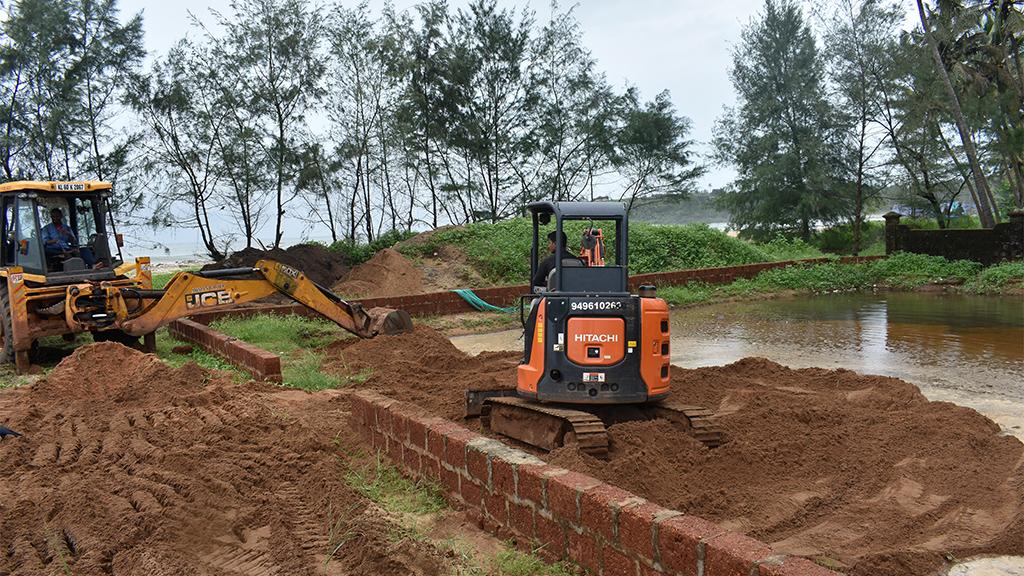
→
(42, 207, 96, 267)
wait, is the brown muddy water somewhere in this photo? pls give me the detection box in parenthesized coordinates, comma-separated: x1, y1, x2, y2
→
(449, 293, 1024, 437)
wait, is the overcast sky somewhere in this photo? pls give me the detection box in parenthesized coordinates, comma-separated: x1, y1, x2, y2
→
(119, 0, 786, 192)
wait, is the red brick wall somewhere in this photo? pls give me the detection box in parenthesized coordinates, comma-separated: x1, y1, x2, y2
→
(349, 390, 837, 576)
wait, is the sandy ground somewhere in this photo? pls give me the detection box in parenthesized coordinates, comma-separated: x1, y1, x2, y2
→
(326, 326, 1023, 576)
(0, 343, 513, 576)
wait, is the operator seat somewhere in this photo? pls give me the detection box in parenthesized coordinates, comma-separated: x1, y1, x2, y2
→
(546, 257, 584, 291)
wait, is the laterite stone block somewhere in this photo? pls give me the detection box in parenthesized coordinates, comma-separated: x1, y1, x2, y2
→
(444, 429, 477, 470)
(602, 545, 635, 576)
(407, 417, 428, 450)
(547, 471, 602, 525)
(491, 457, 516, 496)
(508, 501, 536, 539)
(657, 515, 723, 576)
(461, 477, 483, 508)
(703, 532, 774, 576)
(517, 464, 552, 506)
(618, 501, 666, 562)
(534, 511, 567, 560)
(466, 447, 490, 489)
(439, 465, 460, 497)
(567, 530, 601, 575)
(579, 484, 635, 545)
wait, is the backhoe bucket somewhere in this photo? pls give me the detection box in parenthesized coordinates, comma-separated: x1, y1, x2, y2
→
(368, 307, 414, 336)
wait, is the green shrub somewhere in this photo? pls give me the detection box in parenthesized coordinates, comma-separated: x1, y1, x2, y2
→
(399, 217, 779, 285)
(967, 261, 1024, 293)
(812, 221, 885, 254)
(757, 234, 824, 260)
(659, 252, 989, 306)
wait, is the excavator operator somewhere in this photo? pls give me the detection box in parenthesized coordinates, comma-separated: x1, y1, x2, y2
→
(531, 230, 579, 292)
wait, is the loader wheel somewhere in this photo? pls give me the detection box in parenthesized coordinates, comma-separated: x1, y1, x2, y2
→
(91, 329, 141, 349)
(0, 285, 13, 365)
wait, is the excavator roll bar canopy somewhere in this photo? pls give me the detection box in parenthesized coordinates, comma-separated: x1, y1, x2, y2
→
(527, 201, 629, 294)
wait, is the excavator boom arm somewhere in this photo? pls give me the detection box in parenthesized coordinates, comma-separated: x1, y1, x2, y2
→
(75, 259, 412, 338)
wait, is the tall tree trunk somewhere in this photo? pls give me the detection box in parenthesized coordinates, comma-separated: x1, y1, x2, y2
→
(916, 0, 996, 228)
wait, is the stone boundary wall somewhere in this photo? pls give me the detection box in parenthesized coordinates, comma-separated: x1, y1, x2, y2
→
(884, 210, 1024, 265)
(349, 390, 837, 576)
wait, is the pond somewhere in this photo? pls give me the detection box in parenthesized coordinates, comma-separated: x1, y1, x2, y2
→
(449, 292, 1024, 437)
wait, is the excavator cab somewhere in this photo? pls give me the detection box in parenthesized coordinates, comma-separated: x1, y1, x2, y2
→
(472, 201, 721, 458)
(0, 181, 122, 281)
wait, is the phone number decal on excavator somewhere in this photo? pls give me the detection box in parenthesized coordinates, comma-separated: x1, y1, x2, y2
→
(570, 300, 622, 311)
(185, 289, 235, 309)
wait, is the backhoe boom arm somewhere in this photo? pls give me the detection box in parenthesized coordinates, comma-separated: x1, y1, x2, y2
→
(67, 259, 413, 339)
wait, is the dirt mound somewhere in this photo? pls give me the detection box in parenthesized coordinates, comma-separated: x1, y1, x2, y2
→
(202, 244, 349, 287)
(325, 333, 1024, 576)
(0, 343, 455, 576)
(322, 326, 517, 420)
(331, 248, 424, 298)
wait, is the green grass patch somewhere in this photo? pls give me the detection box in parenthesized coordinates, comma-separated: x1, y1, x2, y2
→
(493, 548, 577, 576)
(154, 314, 363, 390)
(659, 252, 988, 306)
(345, 452, 446, 515)
(153, 328, 246, 380)
(210, 314, 346, 354)
(151, 271, 177, 290)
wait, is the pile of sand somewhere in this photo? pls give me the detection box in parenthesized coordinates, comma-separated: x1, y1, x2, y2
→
(201, 244, 349, 287)
(0, 343, 452, 576)
(331, 249, 425, 298)
(326, 328, 1024, 576)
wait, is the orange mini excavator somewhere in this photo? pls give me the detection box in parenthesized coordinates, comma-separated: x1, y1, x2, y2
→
(466, 202, 721, 457)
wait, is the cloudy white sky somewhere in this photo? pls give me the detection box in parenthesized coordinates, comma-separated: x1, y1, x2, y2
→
(121, 0, 778, 191)
(113, 0, 920, 256)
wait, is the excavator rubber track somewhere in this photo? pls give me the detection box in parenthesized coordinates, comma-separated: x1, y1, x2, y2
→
(481, 396, 609, 458)
(478, 396, 724, 458)
(640, 402, 723, 448)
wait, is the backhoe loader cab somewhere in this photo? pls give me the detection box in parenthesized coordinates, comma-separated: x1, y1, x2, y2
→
(0, 181, 122, 279)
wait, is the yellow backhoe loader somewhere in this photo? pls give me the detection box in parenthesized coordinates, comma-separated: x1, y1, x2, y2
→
(0, 180, 413, 373)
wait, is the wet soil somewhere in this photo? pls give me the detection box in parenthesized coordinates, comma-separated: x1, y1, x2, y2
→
(0, 343, 474, 576)
(325, 326, 1024, 576)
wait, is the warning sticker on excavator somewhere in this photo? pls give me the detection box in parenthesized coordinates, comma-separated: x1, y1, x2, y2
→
(536, 323, 543, 344)
(10, 273, 23, 284)
(582, 372, 605, 383)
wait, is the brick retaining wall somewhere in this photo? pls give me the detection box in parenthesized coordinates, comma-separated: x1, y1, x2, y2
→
(349, 390, 837, 576)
